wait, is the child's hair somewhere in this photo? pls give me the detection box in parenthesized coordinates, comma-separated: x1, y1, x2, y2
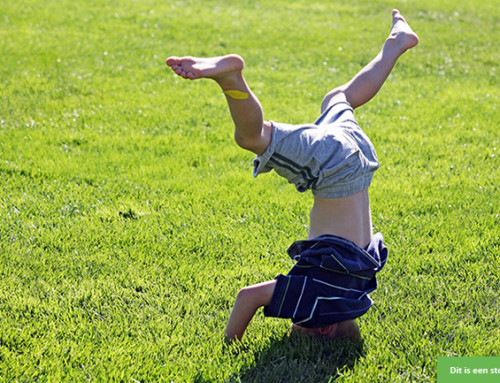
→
(292, 319, 361, 341)
(333, 319, 361, 340)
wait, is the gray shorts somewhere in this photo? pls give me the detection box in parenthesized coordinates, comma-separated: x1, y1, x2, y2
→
(253, 101, 380, 198)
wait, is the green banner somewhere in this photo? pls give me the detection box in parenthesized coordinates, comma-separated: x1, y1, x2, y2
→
(438, 357, 500, 383)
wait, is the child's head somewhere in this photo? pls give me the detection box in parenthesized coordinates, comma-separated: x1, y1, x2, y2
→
(291, 319, 361, 341)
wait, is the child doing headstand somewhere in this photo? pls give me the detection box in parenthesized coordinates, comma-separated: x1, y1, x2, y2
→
(166, 10, 418, 341)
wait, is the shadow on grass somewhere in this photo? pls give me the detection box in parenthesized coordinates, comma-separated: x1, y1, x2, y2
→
(234, 334, 365, 383)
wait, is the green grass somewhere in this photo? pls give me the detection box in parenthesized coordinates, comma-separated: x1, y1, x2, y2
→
(1, 0, 499, 381)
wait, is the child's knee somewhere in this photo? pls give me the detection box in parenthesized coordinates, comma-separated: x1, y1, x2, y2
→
(234, 133, 256, 151)
(321, 88, 348, 113)
(234, 122, 272, 155)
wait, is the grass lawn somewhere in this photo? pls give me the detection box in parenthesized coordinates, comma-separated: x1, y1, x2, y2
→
(0, 0, 498, 381)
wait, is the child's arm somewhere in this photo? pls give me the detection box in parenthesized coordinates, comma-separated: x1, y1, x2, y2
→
(225, 280, 276, 341)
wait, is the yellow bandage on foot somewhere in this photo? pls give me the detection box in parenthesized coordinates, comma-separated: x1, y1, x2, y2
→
(223, 90, 249, 100)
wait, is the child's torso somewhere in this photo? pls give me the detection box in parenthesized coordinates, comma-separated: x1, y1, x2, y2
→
(308, 188, 372, 248)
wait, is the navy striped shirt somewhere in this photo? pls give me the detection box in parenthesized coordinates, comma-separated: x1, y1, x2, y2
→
(264, 233, 388, 328)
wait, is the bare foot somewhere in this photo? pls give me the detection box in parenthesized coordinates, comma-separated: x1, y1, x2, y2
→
(166, 54, 245, 86)
(388, 9, 419, 53)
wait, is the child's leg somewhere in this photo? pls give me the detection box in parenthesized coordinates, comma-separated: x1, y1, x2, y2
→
(321, 9, 419, 112)
(166, 54, 272, 155)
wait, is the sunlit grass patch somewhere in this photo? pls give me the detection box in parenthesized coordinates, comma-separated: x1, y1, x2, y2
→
(0, 0, 498, 381)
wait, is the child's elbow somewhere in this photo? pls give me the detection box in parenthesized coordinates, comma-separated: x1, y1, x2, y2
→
(236, 286, 263, 308)
(236, 286, 253, 302)
(236, 280, 276, 307)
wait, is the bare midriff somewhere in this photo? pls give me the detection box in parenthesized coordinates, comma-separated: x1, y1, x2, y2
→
(308, 189, 373, 248)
